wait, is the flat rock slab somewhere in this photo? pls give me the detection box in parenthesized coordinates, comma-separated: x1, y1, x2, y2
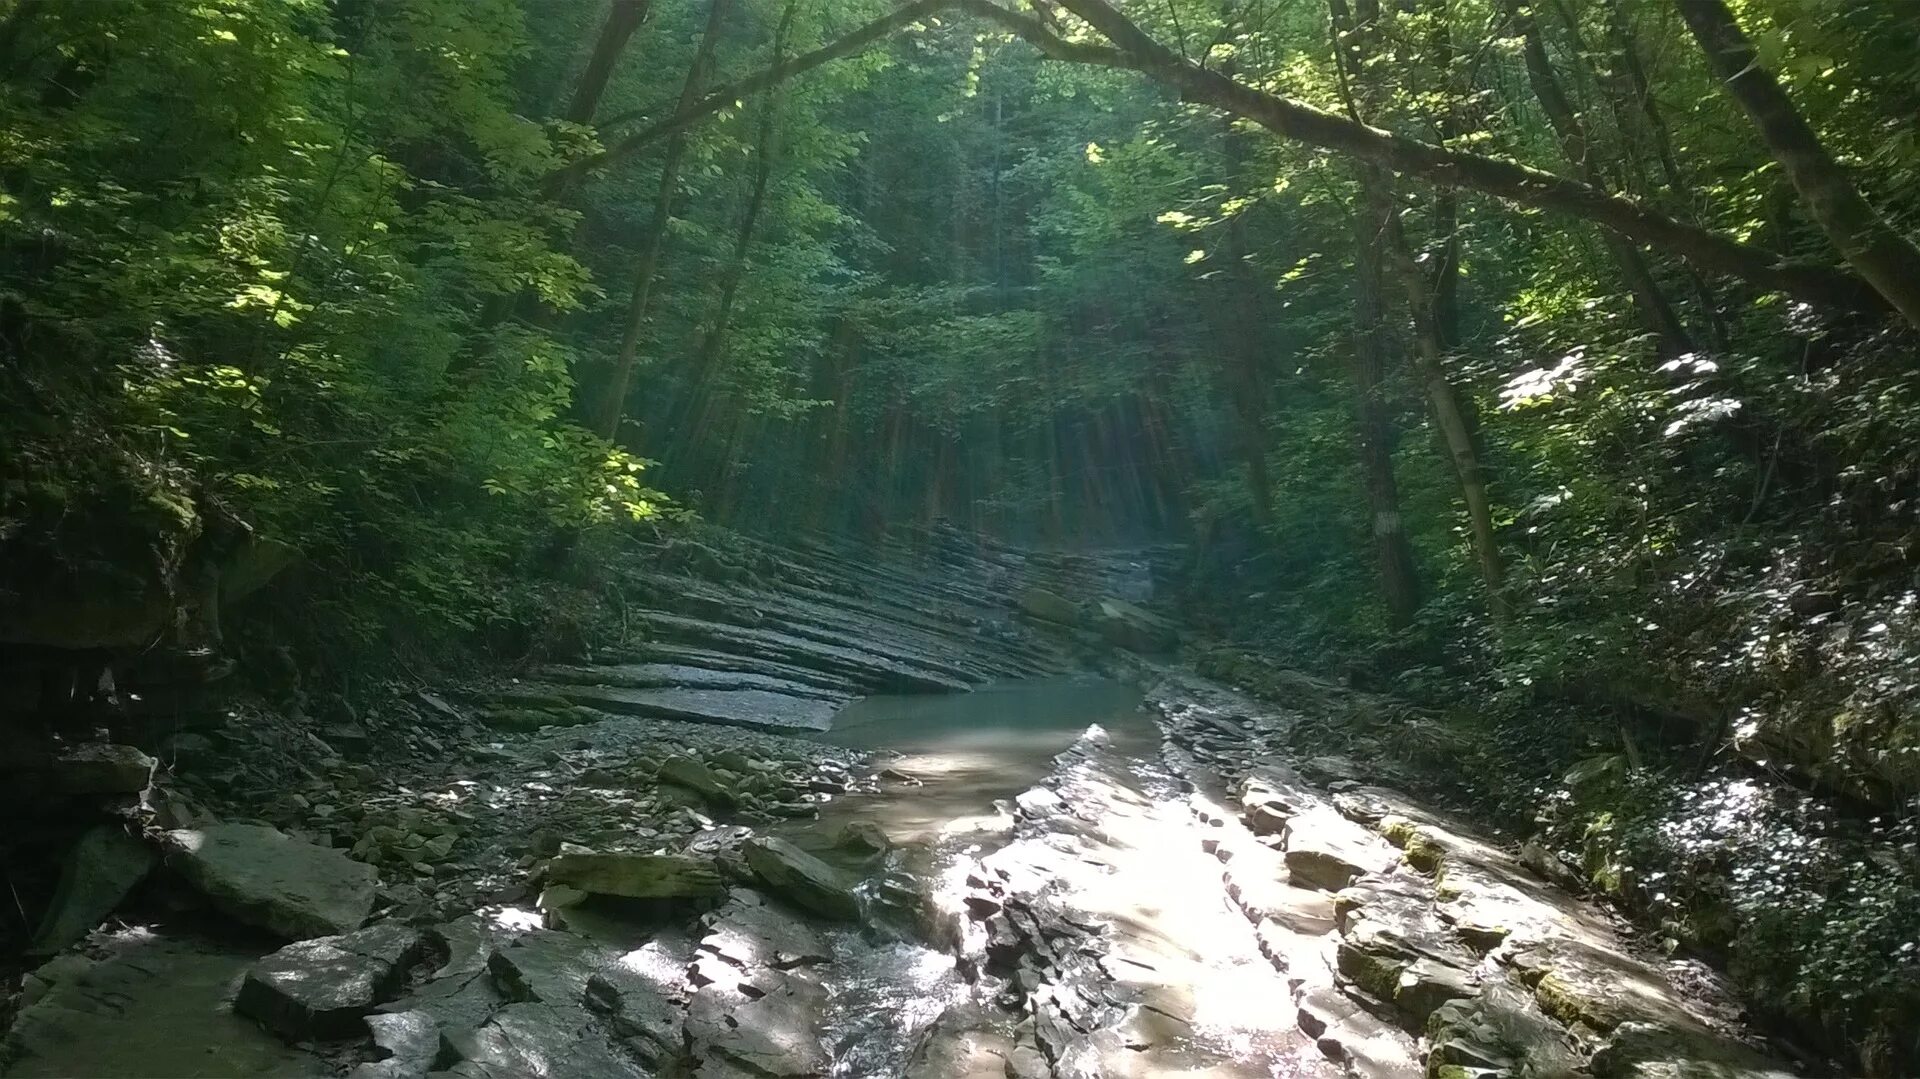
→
(47, 742, 155, 794)
(546, 851, 726, 900)
(538, 663, 853, 703)
(166, 823, 377, 939)
(528, 684, 843, 733)
(236, 922, 427, 1039)
(634, 610, 971, 694)
(2, 932, 332, 1078)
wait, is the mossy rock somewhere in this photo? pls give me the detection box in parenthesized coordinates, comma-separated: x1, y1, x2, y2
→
(1379, 816, 1448, 873)
(1336, 939, 1408, 1002)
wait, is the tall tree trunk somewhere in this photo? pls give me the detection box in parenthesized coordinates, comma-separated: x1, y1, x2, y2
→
(1676, 0, 1920, 331)
(588, 0, 732, 440)
(563, 0, 651, 125)
(1217, 95, 1277, 532)
(1333, 0, 1506, 616)
(1507, 0, 1693, 356)
(673, 0, 798, 489)
(1352, 198, 1423, 627)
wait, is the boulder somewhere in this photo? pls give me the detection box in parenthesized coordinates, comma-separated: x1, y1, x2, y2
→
(235, 922, 427, 1039)
(544, 851, 725, 900)
(29, 824, 157, 954)
(1016, 588, 1081, 626)
(50, 743, 154, 794)
(166, 824, 377, 939)
(659, 755, 736, 805)
(1089, 597, 1177, 652)
(742, 837, 860, 921)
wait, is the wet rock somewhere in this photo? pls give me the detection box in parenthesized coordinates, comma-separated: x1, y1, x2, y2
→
(50, 743, 154, 793)
(165, 823, 377, 939)
(585, 941, 691, 1068)
(1295, 985, 1422, 1079)
(742, 837, 859, 921)
(347, 1009, 451, 1078)
(447, 1000, 646, 1079)
(659, 754, 736, 805)
(29, 824, 157, 955)
(487, 929, 607, 1008)
(686, 969, 829, 1077)
(544, 850, 726, 900)
(235, 922, 428, 1039)
(1282, 805, 1393, 891)
(1508, 936, 1705, 1036)
(1336, 874, 1479, 1027)
(701, 890, 832, 969)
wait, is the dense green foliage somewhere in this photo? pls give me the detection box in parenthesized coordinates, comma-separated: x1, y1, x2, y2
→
(5, 0, 1920, 1068)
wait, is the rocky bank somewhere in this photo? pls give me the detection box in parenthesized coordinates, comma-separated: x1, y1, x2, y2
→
(0, 530, 1807, 1078)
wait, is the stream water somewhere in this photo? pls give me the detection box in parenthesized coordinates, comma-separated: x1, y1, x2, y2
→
(802, 676, 1158, 1076)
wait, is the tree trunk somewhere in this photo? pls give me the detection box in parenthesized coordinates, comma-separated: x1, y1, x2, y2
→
(1507, 0, 1693, 355)
(1676, 0, 1920, 331)
(1351, 197, 1423, 627)
(671, 0, 798, 486)
(563, 0, 651, 125)
(1334, 0, 1505, 617)
(588, 0, 732, 440)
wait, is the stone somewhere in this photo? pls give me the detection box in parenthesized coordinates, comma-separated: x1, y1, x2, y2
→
(742, 837, 860, 921)
(660, 754, 738, 804)
(700, 890, 832, 970)
(1425, 981, 1582, 1079)
(1282, 806, 1392, 891)
(685, 970, 829, 1077)
(166, 823, 378, 939)
(585, 941, 691, 1068)
(29, 824, 157, 955)
(544, 851, 726, 899)
(1589, 1021, 1798, 1079)
(488, 929, 609, 1008)
(448, 1000, 648, 1079)
(347, 1009, 451, 1078)
(1, 931, 332, 1077)
(235, 922, 427, 1039)
(1294, 985, 1421, 1079)
(50, 743, 154, 793)
(832, 820, 890, 860)
(1016, 587, 1081, 625)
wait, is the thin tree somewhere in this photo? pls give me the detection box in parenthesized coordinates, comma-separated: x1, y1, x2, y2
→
(590, 0, 734, 440)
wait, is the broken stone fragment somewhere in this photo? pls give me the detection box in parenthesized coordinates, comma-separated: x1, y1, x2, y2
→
(166, 823, 377, 939)
(235, 922, 428, 1039)
(544, 851, 726, 899)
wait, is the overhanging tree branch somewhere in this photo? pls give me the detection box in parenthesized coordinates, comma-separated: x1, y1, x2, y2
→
(1039, 0, 1882, 314)
(555, 0, 1887, 318)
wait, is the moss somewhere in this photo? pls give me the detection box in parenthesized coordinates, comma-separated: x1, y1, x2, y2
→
(1336, 940, 1406, 1002)
(1533, 970, 1616, 1033)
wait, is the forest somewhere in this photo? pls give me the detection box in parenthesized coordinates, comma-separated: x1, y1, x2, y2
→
(2, 0, 1919, 1076)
